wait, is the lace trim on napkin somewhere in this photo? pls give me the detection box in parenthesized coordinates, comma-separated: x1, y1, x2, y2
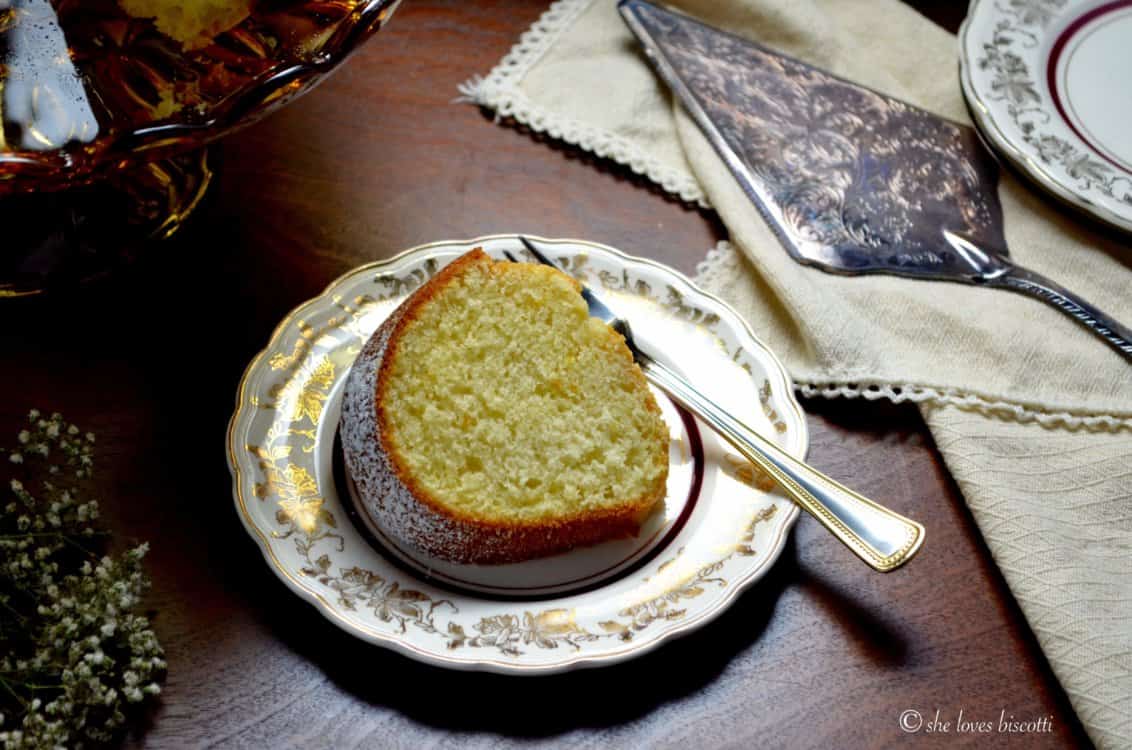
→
(696, 243, 1132, 433)
(455, 0, 710, 207)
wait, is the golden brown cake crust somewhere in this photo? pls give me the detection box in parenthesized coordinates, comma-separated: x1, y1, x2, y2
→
(340, 248, 667, 564)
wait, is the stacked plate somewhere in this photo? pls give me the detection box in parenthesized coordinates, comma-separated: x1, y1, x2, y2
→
(960, 0, 1132, 233)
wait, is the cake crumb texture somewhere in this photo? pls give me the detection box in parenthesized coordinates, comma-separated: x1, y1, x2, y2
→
(381, 251, 668, 525)
(118, 0, 254, 48)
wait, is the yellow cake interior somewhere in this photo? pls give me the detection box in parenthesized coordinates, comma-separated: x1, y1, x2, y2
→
(118, 0, 254, 48)
(382, 256, 669, 523)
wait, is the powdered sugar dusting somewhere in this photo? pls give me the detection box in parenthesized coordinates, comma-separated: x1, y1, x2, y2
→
(340, 303, 529, 563)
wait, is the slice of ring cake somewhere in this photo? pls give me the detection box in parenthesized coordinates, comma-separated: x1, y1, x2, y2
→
(340, 248, 669, 564)
(118, 0, 255, 49)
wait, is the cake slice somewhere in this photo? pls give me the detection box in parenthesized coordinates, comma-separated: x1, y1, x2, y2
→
(340, 248, 669, 564)
(118, 0, 254, 49)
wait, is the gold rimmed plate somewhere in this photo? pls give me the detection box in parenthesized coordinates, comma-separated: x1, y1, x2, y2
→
(226, 235, 807, 673)
(960, 0, 1132, 233)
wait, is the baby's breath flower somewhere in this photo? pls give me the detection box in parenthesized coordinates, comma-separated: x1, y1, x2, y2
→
(1, 410, 164, 747)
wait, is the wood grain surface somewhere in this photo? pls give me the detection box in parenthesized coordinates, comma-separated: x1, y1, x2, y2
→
(0, 1, 1093, 747)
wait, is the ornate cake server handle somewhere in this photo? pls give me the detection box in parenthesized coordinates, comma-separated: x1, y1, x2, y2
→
(513, 237, 925, 573)
(944, 232, 1132, 362)
(989, 267, 1132, 361)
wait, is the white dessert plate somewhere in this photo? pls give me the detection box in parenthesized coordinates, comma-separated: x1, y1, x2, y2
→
(960, 0, 1132, 233)
(226, 235, 807, 673)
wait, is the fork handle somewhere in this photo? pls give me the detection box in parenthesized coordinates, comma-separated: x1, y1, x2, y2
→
(640, 356, 924, 572)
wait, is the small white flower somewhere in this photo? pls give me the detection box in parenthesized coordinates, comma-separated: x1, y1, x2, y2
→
(3, 411, 164, 737)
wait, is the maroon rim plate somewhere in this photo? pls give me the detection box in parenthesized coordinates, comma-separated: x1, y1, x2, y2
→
(960, 0, 1132, 233)
(226, 235, 806, 673)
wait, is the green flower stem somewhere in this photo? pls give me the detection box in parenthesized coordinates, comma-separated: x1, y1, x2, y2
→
(0, 675, 27, 708)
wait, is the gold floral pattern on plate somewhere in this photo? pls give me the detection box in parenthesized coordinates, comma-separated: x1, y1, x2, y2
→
(960, 0, 1132, 232)
(227, 235, 807, 673)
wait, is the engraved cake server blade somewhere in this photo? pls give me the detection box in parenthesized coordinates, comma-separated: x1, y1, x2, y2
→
(512, 237, 925, 573)
(619, 0, 1132, 362)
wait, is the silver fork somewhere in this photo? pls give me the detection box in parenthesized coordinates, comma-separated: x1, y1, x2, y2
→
(511, 237, 925, 572)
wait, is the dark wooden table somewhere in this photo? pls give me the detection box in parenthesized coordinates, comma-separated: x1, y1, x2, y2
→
(0, 2, 1093, 747)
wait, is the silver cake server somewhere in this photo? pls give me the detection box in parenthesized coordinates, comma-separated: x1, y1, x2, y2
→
(619, 0, 1132, 362)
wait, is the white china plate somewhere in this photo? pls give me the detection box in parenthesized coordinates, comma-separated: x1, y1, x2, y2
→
(960, 0, 1132, 232)
(226, 235, 806, 673)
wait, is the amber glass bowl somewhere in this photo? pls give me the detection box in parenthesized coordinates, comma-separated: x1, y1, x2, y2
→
(0, 0, 401, 296)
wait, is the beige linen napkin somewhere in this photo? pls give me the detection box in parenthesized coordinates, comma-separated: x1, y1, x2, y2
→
(462, 1, 1132, 746)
